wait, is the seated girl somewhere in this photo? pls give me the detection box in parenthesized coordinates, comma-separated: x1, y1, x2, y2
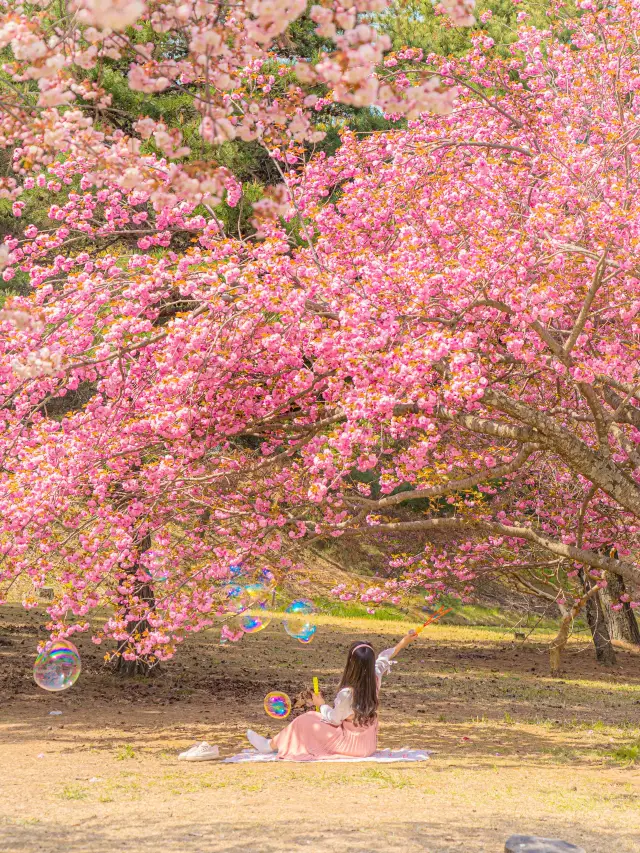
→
(246, 630, 418, 761)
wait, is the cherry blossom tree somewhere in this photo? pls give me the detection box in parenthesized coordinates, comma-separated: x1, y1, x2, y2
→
(284, 1, 640, 662)
(0, 0, 474, 669)
(1, 0, 640, 672)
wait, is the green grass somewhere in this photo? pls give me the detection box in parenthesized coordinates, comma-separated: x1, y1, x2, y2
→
(611, 742, 640, 764)
(359, 768, 411, 788)
(115, 744, 136, 761)
(310, 595, 565, 630)
(60, 784, 88, 800)
(442, 601, 563, 631)
(312, 596, 407, 621)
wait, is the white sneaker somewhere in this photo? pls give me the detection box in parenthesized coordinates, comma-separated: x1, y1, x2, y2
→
(178, 741, 220, 761)
(246, 729, 275, 755)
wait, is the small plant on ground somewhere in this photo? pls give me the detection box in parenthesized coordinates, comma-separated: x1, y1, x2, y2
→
(60, 784, 88, 800)
(116, 745, 136, 761)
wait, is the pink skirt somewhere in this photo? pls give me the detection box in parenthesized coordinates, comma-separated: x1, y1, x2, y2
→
(271, 710, 378, 761)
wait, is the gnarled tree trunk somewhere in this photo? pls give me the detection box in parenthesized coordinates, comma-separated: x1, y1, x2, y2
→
(579, 570, 616, 666)
(600, 570, 640, 646)
(549, 584, 601, 676)
(549, 606, 572, 677)
(114, 532, 158, 677)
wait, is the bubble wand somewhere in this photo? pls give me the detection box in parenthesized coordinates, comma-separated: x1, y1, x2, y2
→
(313, 676, 319, 695)
(413, 606, 452, 636)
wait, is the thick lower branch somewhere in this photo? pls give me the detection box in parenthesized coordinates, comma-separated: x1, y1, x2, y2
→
(483, 388, 640, 517)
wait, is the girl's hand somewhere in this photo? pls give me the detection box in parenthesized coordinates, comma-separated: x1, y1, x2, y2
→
(396, 630, 419, 652)
(312, 692, 325, 707)
(391, 628, 421, 659)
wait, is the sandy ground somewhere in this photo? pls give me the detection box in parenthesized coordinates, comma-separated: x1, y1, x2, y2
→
(1, 607, 640, 853)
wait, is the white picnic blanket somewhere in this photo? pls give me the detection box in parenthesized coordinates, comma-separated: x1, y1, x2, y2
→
(223, 747, 431, 764)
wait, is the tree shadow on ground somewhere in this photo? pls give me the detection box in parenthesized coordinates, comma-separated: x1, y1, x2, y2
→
(0, 816, 637, 853)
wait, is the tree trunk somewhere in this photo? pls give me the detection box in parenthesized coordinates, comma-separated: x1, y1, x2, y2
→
(549, 606, 572, 677)
(600, 570, 640, 646)
(579, 570, 617, 666)
(549, 587, 599, 676)
(113, 533, 159, 677)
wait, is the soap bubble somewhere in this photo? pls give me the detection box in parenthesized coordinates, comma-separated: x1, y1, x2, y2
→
(244, 583, 267, 599)
(222, 583, 251, 615)
(33, 641, 81, 692)
(264, 691, 291, 719)
(142, 550, 169, 583)
(283, 599, 317, 643)
(240, 584, 272, 634)
(296, 625, 316, 644)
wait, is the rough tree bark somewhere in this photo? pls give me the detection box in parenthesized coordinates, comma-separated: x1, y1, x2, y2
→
(114, 532, 157, 677)
(600, 570, 640, 646)
(549, 585, 602, 676)
(579, 570, 616, 666)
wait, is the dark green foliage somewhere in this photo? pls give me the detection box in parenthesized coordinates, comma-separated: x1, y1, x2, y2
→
(275, 12, 334, 59)
(379, 0, 556, 57)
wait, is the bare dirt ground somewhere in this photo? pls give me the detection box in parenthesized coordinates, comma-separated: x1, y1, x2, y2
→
(1, 606, 640, 853)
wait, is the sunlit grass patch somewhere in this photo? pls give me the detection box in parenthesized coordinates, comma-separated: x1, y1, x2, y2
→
(611, 742, 640, 764)
(60, 784, 88, 800)
(116, 744, 136, 760)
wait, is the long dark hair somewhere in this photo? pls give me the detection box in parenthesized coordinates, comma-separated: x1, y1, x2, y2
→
(338, 641, 378, 727)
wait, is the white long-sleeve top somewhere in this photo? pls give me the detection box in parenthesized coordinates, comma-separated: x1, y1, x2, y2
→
(319, 647, 396, 726)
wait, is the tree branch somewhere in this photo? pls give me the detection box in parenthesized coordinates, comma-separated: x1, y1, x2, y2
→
(564, 248, 608, 358)
(359, 516, 640, 587)
(349, 445, 535, 509)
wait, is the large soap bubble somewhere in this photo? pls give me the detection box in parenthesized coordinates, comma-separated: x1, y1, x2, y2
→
(264, 691, 291, 719)
(33, 641, 81, 692)
(283, 599, 317, 643)
(141, 550, 169, 583)
(239, 583, 272, 634)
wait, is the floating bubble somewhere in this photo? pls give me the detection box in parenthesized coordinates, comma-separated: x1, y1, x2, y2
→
(143, 550, 169, 583)
(222, 583, 251, 615)
(150, 569, 169, 584)
(229, 563, 243, 578)
(264, 691, 291, 719)
(33, 641, 81, 692)
(240, 605, 271, 634)
(296, 626, 316, 644)
(239, 583, 272, 634)
(283, 599, 317, 643)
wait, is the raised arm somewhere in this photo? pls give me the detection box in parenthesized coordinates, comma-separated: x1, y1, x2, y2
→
(389, 629, 420, 660)
(375, 629, 420, 680)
